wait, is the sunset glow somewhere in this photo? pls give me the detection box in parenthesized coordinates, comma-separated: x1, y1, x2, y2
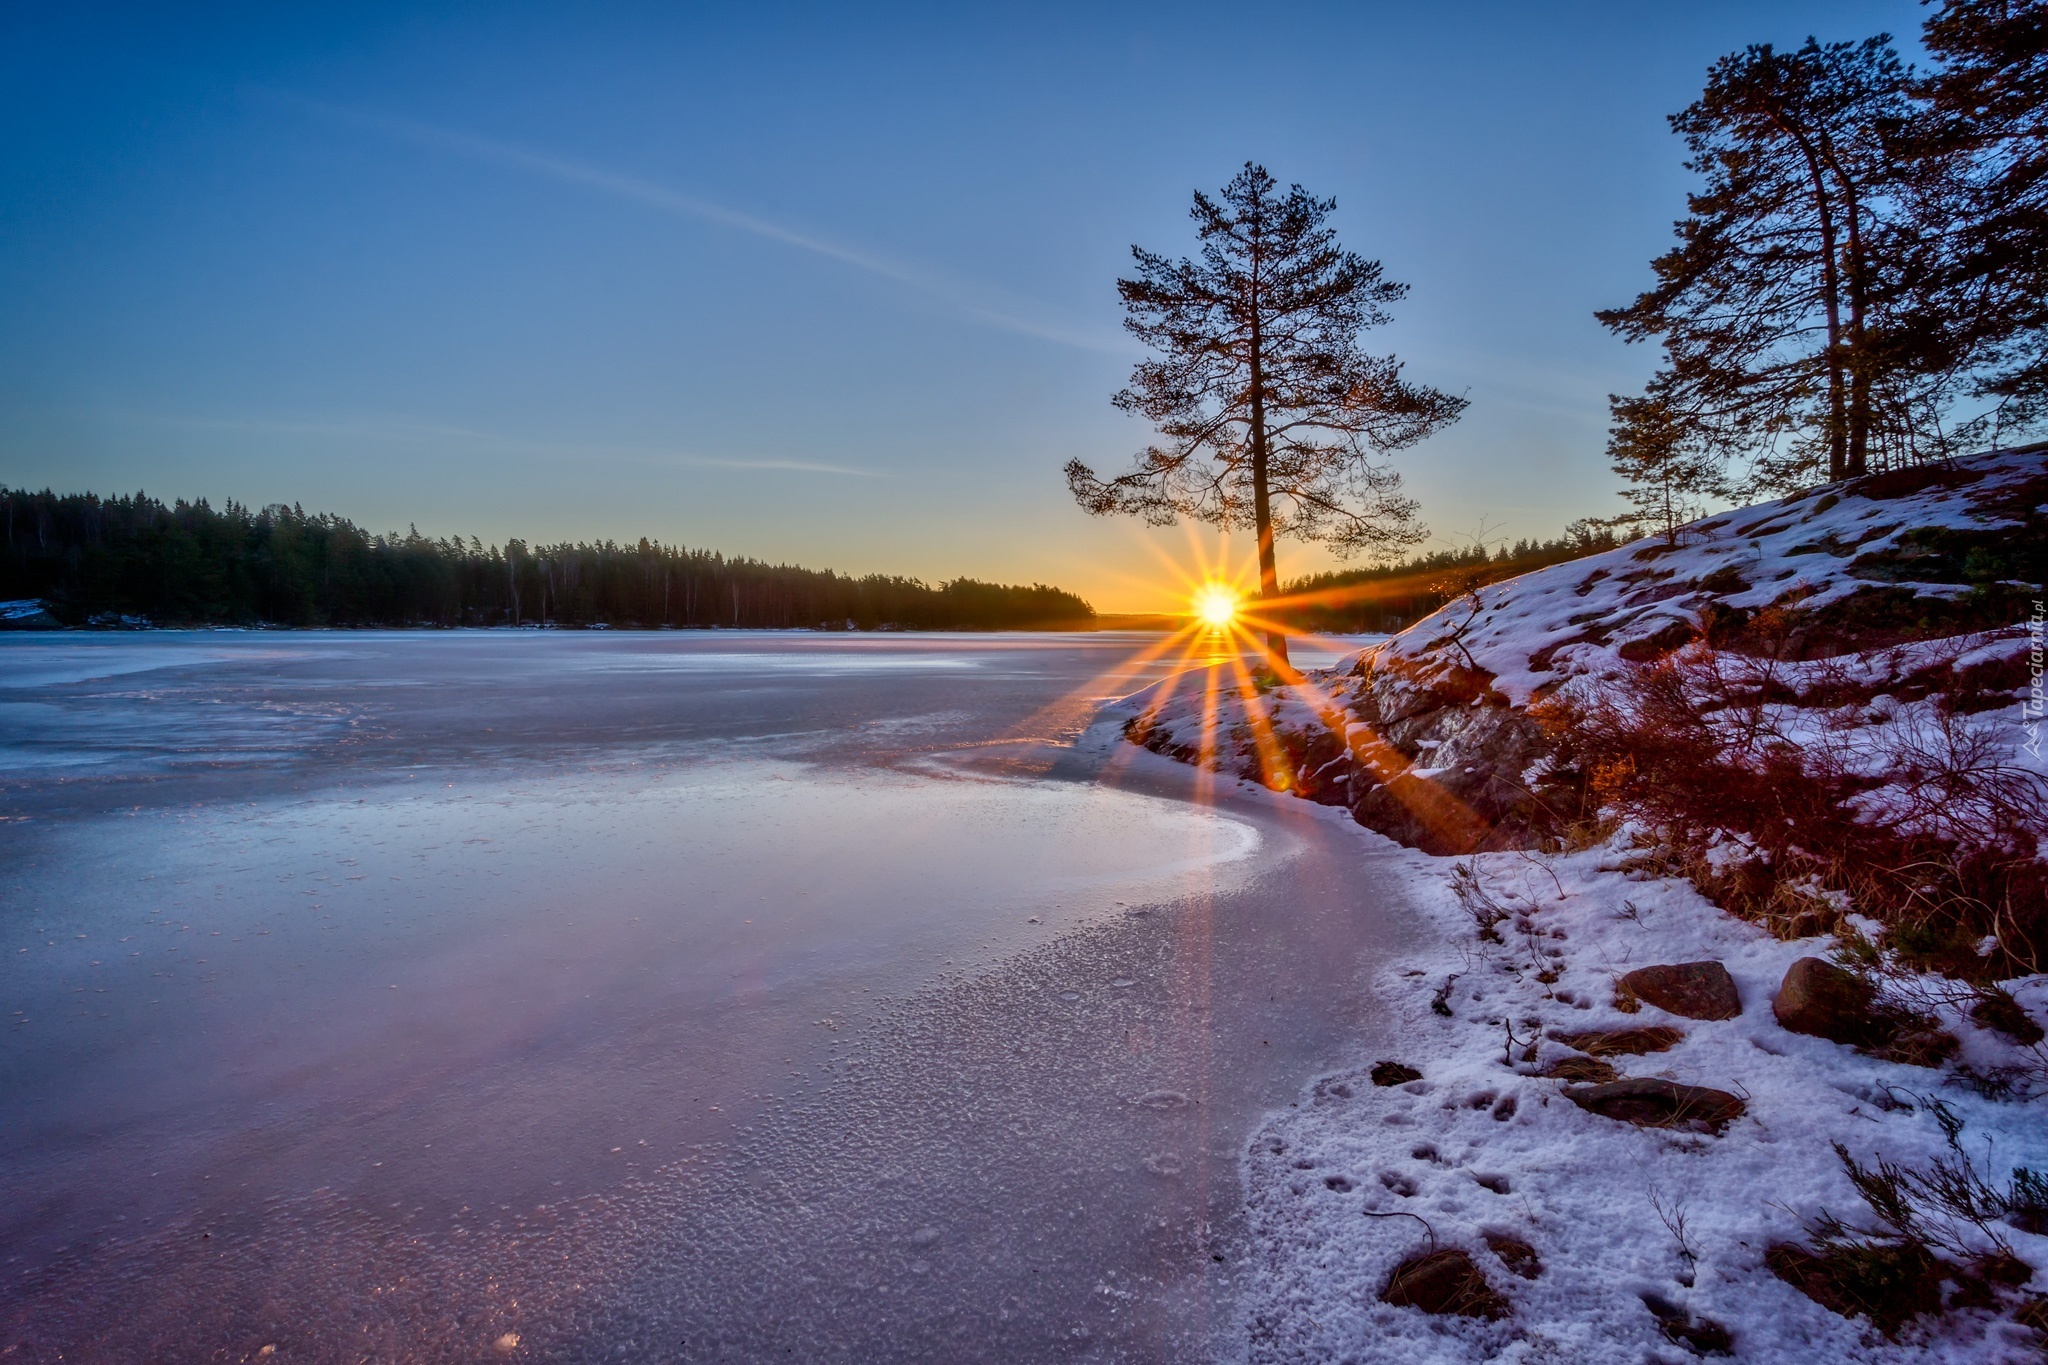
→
(1193, 583, 1239, 629)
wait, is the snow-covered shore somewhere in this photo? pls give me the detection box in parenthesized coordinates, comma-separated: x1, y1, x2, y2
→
(1235, 832, 2048, 1362)
(1115, 449, 2048, 1358)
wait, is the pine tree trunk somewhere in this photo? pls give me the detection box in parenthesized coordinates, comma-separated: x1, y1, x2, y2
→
(1817, 129, 1872, 478)
(1249, 397, 1287, 667)
(1839, 178, 1872, 478)
(1246, 266, 1289, 669)
(1782, 119, 1850, 481)
(1813, 194, 1849, 483)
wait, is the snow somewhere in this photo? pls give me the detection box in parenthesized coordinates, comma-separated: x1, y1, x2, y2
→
(1238, 836, 2048, 1363)
(1343, 450, 2046, 708)
(1111, 450, 2048, 1357)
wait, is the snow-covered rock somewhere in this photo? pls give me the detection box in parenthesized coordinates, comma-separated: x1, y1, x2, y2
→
(1124, 449, 2044, 874)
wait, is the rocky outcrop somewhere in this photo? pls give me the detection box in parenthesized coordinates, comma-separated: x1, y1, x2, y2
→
(1618, 961, 1741, 1020)
(0, 599, 60, 630)
(1333, 656, 1563, 855)
(1125, 649, 1572, 856)
(1121, 449, 2047, 880)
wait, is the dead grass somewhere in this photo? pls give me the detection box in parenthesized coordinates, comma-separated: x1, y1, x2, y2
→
(1773, 1103, 2045, 1338)
(1538, 640, 2047, 979)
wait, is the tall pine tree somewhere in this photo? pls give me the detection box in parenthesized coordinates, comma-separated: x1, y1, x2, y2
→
(1600, 38, 1915, 490)
(1917, 0, 2048, 436)
(1066, 164, 1464, 664)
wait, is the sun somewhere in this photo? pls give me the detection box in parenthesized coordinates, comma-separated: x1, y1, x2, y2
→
(1192, 583, 1239, 629)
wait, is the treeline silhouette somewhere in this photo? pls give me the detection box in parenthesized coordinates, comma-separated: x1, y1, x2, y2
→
(0, 488, 1095, 630)
(1282, 522, 1639, 633)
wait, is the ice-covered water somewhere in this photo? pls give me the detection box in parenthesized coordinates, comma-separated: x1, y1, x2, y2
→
(0, 631, 1413, 1362)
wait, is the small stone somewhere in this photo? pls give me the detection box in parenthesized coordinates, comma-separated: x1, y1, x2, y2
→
(1617, 962, 1741, 1020)
(1772, 957, 1888, 1046)
(1379, 1247, 1508, 1319)
(1370, 1061, 1422, 1086)
(1540, 1056, 1620, 1084)
(1551, 1025, 1683, 1056)
(1483, 1232, 1543, 1280)
(1563, 1077, 1745, 1133)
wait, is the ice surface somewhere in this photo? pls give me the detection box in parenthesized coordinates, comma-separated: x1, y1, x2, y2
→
(0, 631, 1423, 1362)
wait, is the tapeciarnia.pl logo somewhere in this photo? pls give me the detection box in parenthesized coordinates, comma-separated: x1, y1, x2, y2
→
(2025, 599, 2044, 762)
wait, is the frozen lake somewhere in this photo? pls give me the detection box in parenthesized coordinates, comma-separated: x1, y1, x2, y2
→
(0, 630, 1415, 1362)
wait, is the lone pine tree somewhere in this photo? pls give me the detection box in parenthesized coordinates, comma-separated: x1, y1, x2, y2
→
(1066, 163, 1464, 665)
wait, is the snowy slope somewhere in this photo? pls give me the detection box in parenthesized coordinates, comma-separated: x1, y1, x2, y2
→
(1122, 449, 2044, 858)
(1111, 449, 2048, 1357)
(1357, 448, 2046, 705)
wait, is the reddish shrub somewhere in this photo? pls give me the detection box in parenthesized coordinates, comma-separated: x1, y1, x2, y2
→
(1543, 643, 2046, 974)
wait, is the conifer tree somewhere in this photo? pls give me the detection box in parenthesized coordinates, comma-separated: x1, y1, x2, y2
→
(1598, 386, 1731, 544)
(1916, 0, 2048, 434)
(1067, 163, 1464, 664)
(1599, 38, 1914, 489)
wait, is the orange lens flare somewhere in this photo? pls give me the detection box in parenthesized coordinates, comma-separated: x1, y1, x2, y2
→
(1192, 584, 1238, 629)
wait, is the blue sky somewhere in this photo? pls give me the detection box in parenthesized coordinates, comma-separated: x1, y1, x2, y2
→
(0, 1, 1926, 610)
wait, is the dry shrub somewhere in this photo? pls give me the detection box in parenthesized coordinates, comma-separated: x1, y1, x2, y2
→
(1542, 641, 2047, 977)
(1774, 1104, 2044, 1337)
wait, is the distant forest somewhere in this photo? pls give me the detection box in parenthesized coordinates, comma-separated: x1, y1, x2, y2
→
(0, 488, 1094, 630)
(1282, 522, 1639, 634)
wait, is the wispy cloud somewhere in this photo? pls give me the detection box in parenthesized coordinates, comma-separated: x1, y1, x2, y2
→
(673, 455, 881, 477)
(128, 410, 885, 478)
(267, 93, 1128, 355)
